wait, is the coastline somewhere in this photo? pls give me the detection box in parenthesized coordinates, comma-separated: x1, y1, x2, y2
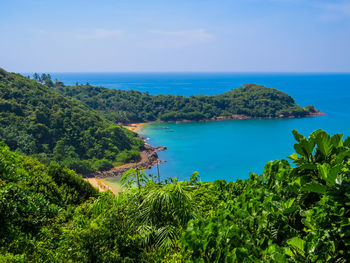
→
(188, 110, 326, 122)
(85, 122, 166, 193)
(86, 110, 325, 193)
(122, 110, 325, 126)
(90, 143, 166, 179)
(123, 122, 149, 132)
(85, 143, 166, 193)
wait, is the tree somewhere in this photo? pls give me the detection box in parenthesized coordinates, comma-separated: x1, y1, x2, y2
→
(121, 167, 148, 190)
(33, 73, 39, 81)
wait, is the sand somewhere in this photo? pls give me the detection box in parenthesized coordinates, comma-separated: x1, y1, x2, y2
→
(85, 178, 121, 194)
(123, 123, 147, 132)
(85, 122, 160, 194)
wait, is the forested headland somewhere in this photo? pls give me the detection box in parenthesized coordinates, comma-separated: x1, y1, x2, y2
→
(0, 68, 322, 176)
(53, 81, 321, 124)
(0, 129, 349, 262)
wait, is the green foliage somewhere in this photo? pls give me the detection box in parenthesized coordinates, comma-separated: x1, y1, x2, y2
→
(53, 82, 316, 124)
(0, 142, 97, 260)
(93, 158, 114, 171)
(121, 167, 149, 189)
(181, 129, 350, 262)
(0, 68, 143, 174)
(1, 129, 350, 262)
(116, 149, 141, 164)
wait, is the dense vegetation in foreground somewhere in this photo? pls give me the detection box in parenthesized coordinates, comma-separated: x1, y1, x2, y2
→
(1, 129, 349, 262)
(52, 81, 318, 123)
(0, 69, 143, 174)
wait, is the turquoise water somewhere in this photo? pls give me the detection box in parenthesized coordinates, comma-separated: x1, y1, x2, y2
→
(51, 73, 350, 181)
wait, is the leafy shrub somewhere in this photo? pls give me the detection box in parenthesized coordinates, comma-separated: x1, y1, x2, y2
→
(181, 129, 350, 262)
(0, 142, 97, 258)
(61, 158, 95, 175)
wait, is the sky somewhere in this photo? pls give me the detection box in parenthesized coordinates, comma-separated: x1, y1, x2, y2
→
(1, 0, 350, 72)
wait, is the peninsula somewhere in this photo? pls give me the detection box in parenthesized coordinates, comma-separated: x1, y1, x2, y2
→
(0, 68, 323, 177)
(53, 82, 324, 124)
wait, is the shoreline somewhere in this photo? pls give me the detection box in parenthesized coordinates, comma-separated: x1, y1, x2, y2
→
(123, 123, 148, 132)
(85, 110, 325, 193)
(85, 123, 166, 193)
(180, 110, 326, 122)
(84, 177, 121, 194)
(123, 110, 326, 126)
(87, 143, 167, 179)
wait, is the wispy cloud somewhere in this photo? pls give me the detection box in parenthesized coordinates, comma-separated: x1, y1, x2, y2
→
(150, 29, 214, 41)
(318, 1, 350, 21)
(76, 29, 123, 39)
(325, 2, 350, 16)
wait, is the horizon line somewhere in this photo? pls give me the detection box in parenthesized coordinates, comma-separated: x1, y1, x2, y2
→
(20, 71, 350, 74)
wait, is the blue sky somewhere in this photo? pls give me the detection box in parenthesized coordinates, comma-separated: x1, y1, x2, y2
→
(1, 0, 350, 72)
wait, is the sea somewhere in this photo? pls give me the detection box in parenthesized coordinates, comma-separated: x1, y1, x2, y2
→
(49, 73, 350, 182)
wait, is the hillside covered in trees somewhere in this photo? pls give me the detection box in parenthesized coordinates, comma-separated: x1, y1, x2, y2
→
(1, 129, 349, 262)
(53, 81, 319, 123)
(0, 69, 143, 174)
(0, 68, 321, 176)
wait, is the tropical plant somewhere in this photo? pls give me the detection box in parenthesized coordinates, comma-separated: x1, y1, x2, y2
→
(181, 129, 350, 262)
(1, 129, 350, 262)
(121, 167, 149, 190)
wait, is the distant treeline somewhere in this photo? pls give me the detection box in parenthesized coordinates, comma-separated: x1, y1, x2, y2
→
(52, 81, 318, 124)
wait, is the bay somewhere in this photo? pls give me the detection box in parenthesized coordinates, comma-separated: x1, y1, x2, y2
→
(50, 72, 350, 181)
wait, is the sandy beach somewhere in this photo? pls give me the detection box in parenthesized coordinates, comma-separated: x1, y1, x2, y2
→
(87, 111, 325, 193)
(85, 145, 165, 194)
(123, 123, 147, 132)
(85, 123, 166, 194)
(85, 177, 121, 194)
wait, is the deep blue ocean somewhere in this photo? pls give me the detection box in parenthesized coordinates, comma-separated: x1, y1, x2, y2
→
(50, 73, 350, 182)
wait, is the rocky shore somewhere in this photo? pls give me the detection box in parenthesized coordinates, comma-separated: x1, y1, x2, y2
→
(88, 142, 166, 178)
(87, 109, 324, 180)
